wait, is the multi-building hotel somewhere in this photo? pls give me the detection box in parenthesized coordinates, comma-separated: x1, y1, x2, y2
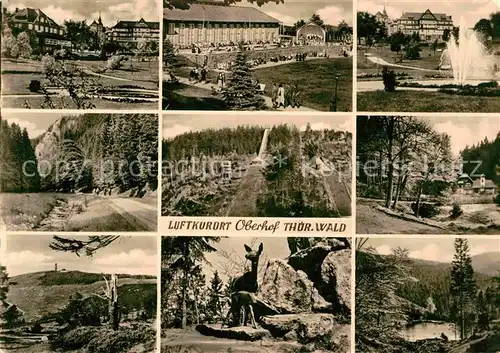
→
(375, 8, 454, 42)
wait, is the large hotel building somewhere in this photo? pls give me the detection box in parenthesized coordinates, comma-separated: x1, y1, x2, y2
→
(106, 18, 160, 46)
(164, 1, 281, 46)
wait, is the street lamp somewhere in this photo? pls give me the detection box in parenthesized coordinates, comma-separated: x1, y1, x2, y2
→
(330, 75, 340, 112)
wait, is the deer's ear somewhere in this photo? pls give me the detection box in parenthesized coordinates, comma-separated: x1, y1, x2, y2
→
(258, 243, 263, 252)
(244, 244, 252, 252)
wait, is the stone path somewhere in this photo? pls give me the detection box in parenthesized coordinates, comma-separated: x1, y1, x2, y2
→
(366, 56, 440, 72)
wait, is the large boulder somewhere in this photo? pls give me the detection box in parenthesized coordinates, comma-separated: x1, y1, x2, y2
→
(288, 240, 348, 284)
(256, 259, 331, 314)
(260, 314, 350, 352)
(320, 249, 351, 313)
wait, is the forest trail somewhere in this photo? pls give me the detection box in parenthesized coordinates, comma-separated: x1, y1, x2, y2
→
(35, 194, 157, 232)
(446, 332, 491, 353)
(356, 204, 450, 234)
(108, 197, 157, 231)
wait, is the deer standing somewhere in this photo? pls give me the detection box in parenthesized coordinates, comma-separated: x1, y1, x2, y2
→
(222, 243, 263, 329)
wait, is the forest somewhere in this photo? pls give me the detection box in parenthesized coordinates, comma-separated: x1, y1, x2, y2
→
(162, 124, 352, 217)
(357, 116, 455, 210)
(0, 114, 158, 194)
(461, 133, 500, 185)
(356, 239, 500, 353)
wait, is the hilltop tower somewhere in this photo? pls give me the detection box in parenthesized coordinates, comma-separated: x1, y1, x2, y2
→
(54, 263, 58, 272)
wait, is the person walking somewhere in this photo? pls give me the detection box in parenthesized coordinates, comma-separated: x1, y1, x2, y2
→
(217, 73, 223, 91)
(271, 83, 278, 108)
(277, 84, 285, 108)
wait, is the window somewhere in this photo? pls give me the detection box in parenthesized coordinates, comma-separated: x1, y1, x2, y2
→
(189, 23, 194, 29)
(168, 22, 175, 34)
(180, 23, 185, 30)
(28, 23, 33, 29)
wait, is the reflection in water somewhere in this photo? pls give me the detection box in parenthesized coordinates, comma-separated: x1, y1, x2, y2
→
(403, 322, 458, 342)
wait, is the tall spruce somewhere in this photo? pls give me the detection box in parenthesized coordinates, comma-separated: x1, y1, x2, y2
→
(450, 238, 477, 340)
(206, 270, 224, 323)
(222, 50, 265, 111)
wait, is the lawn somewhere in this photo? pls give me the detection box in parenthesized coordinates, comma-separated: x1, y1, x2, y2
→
(163, 81, 227, 110)
(0, 193, 68, 230)
(357, 90, 500, 112)
(252, 58, 353, 111)
(1, 58, 158, 109)
(358, 45, 444, 70)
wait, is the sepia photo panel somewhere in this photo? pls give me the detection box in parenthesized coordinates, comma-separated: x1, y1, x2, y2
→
(161, 235, 352, 353)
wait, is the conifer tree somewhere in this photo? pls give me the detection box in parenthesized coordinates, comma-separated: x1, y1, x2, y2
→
(450, 238, 477, 340)
(206, 270, 224, 323)
(222, 50, 265, 111)
(164, 38, 176, 70)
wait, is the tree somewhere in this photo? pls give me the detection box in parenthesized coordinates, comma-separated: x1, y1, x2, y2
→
(161, 237, 220, 329)
(357, 12, 387, 45)
(222, 51, 265, 110)
(450, 238, 477, 340)
(309, 13, 324, 27)
(477, 290, 489, 331)
(1, 24, 16, 58)
(164, 38, 177, 70)
(64, 20, 98, 51)
(206, 271, 224, 323)
(490, 12, 500, 39)
(17, 32, 32, 59)
(474, 18, 493, 40)
(442, 29, 451, 42)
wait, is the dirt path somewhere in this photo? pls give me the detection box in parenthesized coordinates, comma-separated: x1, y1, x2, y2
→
(447, 333, 490, 353)
(366, 56, 440, 72)
(356, 204, 450, 234)
(37, 195, 157, 232)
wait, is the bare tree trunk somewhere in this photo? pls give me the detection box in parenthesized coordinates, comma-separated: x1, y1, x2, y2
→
(104, 274, 119, 331)
(194, 290, 200, 325)
(181, 260, 188, 329)
(385, 118, 395, 208)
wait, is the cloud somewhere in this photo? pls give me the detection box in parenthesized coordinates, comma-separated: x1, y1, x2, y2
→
(5, 118, 46, 138)
(266, 11, 297, 25)
(94, 249, 156, 268)
(375, 244, 392, 255)
(409, 243, 452, 263)
(317, 5, 352, 26)
(41, 5, 85, 25)
(6, 251, 54, 275)
(433, 119, 498, 156)
(357, 0, 400, 19)
(163, 124, 193, 139)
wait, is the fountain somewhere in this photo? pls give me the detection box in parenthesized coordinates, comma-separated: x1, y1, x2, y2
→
(442, 17, 497, 84)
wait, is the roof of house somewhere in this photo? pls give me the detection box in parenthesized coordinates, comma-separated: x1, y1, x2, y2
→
(164, 3, 280, 24)
(112, 18, 159, 29)
(398, 10, 452, 22)
(472, 178, 496, 188)
(11, 7, 62, 28)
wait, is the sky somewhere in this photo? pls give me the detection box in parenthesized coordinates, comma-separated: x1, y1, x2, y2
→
(246, 0, 353, 26)
(364, 237, 500, 263)
(4, 235, 157, 276)
(4, 0, 160, 27)
(2, 112, 66, 139)
(162, 114, 352, 139)
(358, 0, 500, 28)
(187, 237, 291, 286)
(422, 116, 499, 156)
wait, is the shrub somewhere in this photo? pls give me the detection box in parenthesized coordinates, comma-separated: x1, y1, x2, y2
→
(31, 323, 43, 333)
(50, 326, 100, 351)
(382, 67, 396, 92)
(41, 54, 57, 75)
(106, 55, 124, 70)
(451, 202, 463, 219)
(86, 327, 155, 353)
(28, 80, 41, 92)
(411, 202, 439, 218)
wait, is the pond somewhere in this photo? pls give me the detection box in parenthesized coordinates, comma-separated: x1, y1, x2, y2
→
(402, 322, 457, 342)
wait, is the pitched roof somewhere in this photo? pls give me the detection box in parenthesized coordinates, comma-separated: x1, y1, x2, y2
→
(164, 3, 280, 24)
(112, 18, 159, 29)
(399, 10, 452, 22)
(472, 178, 496, 188)
(11, 7, 62, 28)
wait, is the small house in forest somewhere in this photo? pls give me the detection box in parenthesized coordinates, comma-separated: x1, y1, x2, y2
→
(456, 173, 496, 195)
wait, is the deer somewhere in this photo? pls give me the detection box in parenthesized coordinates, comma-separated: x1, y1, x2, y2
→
(221, 243, 263, 329)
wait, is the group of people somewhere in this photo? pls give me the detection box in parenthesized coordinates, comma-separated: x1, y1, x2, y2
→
(92, 186, 113, 196)
(189, 67, 208, 83)
(295, 53, 308, 61)
(271, 83, 301, 109)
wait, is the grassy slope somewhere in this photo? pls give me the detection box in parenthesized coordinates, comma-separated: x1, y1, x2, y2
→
(0, 193, 68, 230)
(8, 271, 156, 322)
(253, 58, 353, 111)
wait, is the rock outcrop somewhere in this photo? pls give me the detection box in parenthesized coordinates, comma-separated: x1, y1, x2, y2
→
(195, 324, 271, 341)
(256, 259, 331, 314)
